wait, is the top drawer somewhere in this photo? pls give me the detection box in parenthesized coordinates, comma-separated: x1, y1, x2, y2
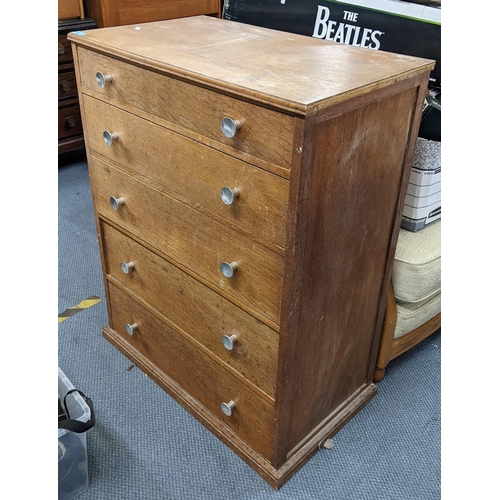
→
(75, 47, 296, 170)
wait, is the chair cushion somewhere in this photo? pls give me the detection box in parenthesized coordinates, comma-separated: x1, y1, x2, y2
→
(392, 220, 441, 303)
(394, 291, 441, 339)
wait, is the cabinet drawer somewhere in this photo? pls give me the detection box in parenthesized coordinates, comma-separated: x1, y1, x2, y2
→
(59, 71, 78, 99)
(102, 222, 279, 397)
(89, 157, 283, 324)
(77, 48, 296, 170)
(84, 95, 289, 251)
(58, 34, 73, 64)
(58, 105, 83, 138)
(107, 282, 275, 461)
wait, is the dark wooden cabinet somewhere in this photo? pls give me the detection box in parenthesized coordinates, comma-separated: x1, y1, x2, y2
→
(58, 18, 96, 156)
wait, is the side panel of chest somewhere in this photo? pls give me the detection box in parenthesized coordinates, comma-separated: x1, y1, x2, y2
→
(274, 83, 427, 469)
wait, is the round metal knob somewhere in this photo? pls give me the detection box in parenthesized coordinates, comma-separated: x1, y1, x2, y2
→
(221, 117, 241, 138)
(220, 261, 238, 278)
(59, 80, 71, 92)
(103, 130, 119, 146)
(120, 261, 135, 274)
(65, 116, 77, 129)
(125, 323, 138, 336)
(96, 71, 113, 88)
(220, 400, 235, 417)
(220, 187, 240, 205)
(58, 43, 65, 55)
(110, 196, 125, 211)
(222, 334, 238, 351)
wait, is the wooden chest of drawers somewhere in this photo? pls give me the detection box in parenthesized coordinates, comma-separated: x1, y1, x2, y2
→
(69, 17, 434, 488)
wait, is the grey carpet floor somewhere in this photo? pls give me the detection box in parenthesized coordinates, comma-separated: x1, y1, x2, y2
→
(58, 156, 440, 499)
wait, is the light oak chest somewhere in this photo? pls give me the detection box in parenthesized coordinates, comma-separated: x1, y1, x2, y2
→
(69, 16, 433, 488)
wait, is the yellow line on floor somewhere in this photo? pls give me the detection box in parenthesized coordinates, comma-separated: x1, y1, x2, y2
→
(58, 296, 101, 323)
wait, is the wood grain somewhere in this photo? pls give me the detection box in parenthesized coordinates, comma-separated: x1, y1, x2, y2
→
(70, 16, 435, 488)
(76, 48, 296, 169)
(275, 87, 420, 460)
(107, 282, 275, 460)
(83, 94, 290, 252)
(102, 221, 279, 398)
(88, 156, 284, 324)
(58, 0, 83, 20)
(68, 16, 434, 114)
(85, 0, 220, 28)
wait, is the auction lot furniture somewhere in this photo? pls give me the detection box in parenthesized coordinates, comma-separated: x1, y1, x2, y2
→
(69, 16, 434, 488)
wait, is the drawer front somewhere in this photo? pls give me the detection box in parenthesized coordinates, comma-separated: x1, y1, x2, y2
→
(58, 105, 83, 138)
(59, 71, 78, 99)
(83, 95, 289, 250)
(77, 48, 295, 169)
(108, 282, 275, 461)
(89, 157, 283, 324)
(58, 34, 73, 64)
(102, 222, 279, 397)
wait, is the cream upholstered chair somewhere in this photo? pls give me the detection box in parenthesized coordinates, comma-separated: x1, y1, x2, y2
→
(374, 220, 441, 382)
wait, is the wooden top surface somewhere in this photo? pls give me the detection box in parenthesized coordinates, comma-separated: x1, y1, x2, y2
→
(68, 15, 434, 114)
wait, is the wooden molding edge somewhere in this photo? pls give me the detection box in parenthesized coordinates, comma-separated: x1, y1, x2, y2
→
(103, 326, 377, 489)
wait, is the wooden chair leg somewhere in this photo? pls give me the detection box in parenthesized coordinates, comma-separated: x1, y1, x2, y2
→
(374, 281, 397, 382)
(374, 279, 441, 382)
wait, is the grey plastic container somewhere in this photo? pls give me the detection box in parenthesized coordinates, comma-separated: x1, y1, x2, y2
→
(58, 367, 92, 500)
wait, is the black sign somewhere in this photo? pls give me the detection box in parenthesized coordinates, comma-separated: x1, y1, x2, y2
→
(223, 0, 440, 89)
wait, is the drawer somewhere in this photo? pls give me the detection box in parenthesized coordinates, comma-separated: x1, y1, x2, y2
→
(58, 34, 73, 64)
(107, 282, 275, 461)
(58, 104, 83, 139)
(76, 48, 296, 170)
(89, 157, 283, 325)
(102, 222, 279, 397)
(83, 95, 289, 251)
(59, 70, 78, 99)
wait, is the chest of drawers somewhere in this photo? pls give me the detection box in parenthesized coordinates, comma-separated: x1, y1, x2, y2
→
(58, 17, 96, 155)
(69, 16, 433, 488)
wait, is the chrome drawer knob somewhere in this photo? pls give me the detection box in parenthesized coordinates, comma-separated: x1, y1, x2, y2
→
(221, 117, 241, 138)
(103, 130, 119, 146)
(220, 187, 239, 205)
(110, 196, 125, 210)
(222, 334, 238, 351)
(220, 400, 235, 417)
(120, 261, 135, 274)
(220, 261, 238, 278)
(125, 323, 138, 336)
(96, 71, 113, 88)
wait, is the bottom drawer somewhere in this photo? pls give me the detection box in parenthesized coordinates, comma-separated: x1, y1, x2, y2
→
(107, 282, 275, 461)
